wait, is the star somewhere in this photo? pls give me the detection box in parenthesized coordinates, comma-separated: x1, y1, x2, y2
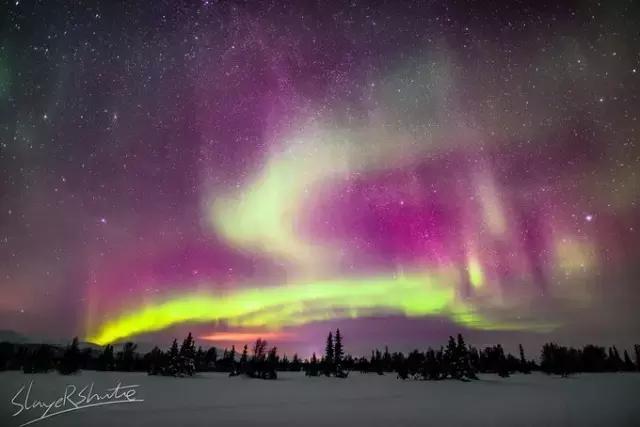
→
(2, 0, 639, 357)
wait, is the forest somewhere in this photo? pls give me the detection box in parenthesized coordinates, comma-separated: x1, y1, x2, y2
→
(1, 330, 639, 381)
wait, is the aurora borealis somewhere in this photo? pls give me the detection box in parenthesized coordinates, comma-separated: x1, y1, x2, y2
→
(1, 1, 639, 354)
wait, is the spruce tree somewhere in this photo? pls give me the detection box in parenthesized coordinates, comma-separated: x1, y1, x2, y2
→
(291, 353, 301, 371)
(24, 345, 54, 373)
(118, 342, 137, 371)
(306, 352, 319, 376)
(519, 344, 531, 374)
(179, 333, 196, 376)
(623, 350, 635, 371)
(248, 339, 267, 378)
(396, 352, 409, 380)
(145, 346, 164, 375)
(280, 354, 289, 371)
(444, 336, 459, 379)
(195, 346, 205, 371)
(58, 337, 81, 375)
(98, 344, 115, 371)
(457, 334, 477, 380)
(607, 347, 622, 372)
(35, 345, 54, 373)
(239, 344, 248, 374)
(496, 344, 510, 377)
(205, 347, 218, 370)
(324, 332, 334, 376)
(0, 342, 16, 371)
(541, 343, 557, 374)
(229, 345, 236, 362)
(334, 329, 344, 375)
(468, 346, 480, 373)
(228, 345, 236, 373)
(582, 345, 607, 372)
(435, 348, 445, 379)
(383, 346, 392, 372)
(374, 349, 384, 375)
(167, 339, 180, 376)
(265, 347, 278, 379)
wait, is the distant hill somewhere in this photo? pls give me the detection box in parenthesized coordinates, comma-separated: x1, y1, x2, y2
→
(0, 329, 30, 343)
(0, 330, 104, 350)
(0, 331, 192, 355)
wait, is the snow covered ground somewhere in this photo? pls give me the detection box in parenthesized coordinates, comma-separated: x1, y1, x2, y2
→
(1, 371, 639, 426)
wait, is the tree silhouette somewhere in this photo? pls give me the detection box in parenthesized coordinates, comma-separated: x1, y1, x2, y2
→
(145, 346, 164, 375)
(519, 344, 531, 374)
(444, 336, 461, 379)
(253, 338, 267, 359)
(332, 329, 349, 377)
(623, 350, 635, 371)
(395, 352, 409, 379)
(179, 333, 196, 376)
(195, 346, 206, 371)
(541, 343, 577, 377)
(265, 347, 278, 379)
(238, 338, 278, 379)
(239, 344, 249, 375)
(279, 354, 290, 371)
(58, 337, 81, 375)
(205, 347, 218, 371)
(382, 346, 392, 372)
(334, 329, 344, 373)
(457, 334, 478, 380)
(291, 353, 302, 371)
(370, 349, 384, 375)
(246, 338, 267, 378)
(0, 342, 15, 371)
(117, 342, 137, 371)
(97, 344, 115, 371)
(496, 345, 510, 377)
(228, 345, 236, 372)
(582, 345, 607, 372)
(6, 331, 639, 380)
(167, 339, 180, 376)
(305, 353, 320, 376)
(23, 345, 54, 373)
(324, 332, 334, 376)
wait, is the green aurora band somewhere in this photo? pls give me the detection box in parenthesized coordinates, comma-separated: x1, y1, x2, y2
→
(87, 270, 554, 345)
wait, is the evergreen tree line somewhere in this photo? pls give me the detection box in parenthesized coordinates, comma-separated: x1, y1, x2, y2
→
(305, 329, 348, 378)
(0, 332, 296, 379)
(330, 334, 509, 380)
(0, 338, 140, 375)
(539, 343, 639, 377)
(312, 338, 640, 381)
(2, 334, 640, 381)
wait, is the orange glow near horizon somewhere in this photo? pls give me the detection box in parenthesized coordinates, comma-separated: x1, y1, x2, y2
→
(199, 331, 292, 342)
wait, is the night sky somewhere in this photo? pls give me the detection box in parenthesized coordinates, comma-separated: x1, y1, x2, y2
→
(1, 0, 639, 356)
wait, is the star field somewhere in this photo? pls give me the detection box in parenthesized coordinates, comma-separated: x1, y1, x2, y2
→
(1, 0, 639, 353)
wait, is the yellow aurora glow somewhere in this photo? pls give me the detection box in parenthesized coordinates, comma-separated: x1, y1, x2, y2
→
(87, 269, 539, 345)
